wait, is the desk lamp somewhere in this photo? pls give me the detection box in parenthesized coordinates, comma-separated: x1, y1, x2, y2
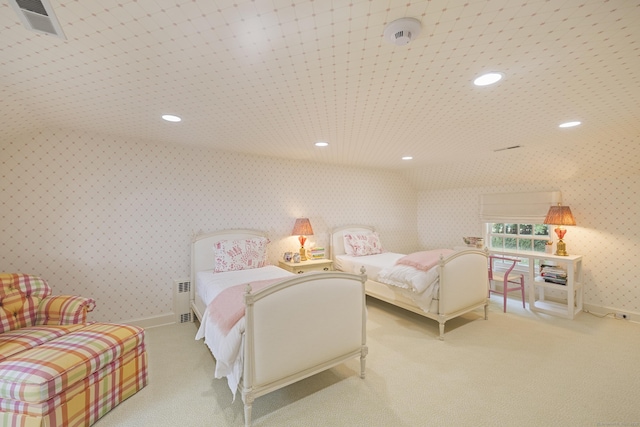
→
(543, 204, 576, 256)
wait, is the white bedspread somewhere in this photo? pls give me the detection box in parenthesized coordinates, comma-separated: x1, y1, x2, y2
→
(336, 252, 441, 312)
(335, 252, 404, 280)
(377, 264, 440, 311)
(195, 265, 293, 397)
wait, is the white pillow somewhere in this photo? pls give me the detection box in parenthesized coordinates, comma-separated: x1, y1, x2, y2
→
(343, 232, 383, 256)
(213, 237, 269, 273)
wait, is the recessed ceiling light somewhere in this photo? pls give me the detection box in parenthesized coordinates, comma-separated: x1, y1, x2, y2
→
(559, 121, 581, 128)
(315, 141, 329, 147)
(473, 72, 504, 86)
(162, 114, 182, 122)
(402, 156, 413, 160)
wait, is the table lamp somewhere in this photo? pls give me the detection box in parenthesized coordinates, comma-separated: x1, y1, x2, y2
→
(543, 204, 576, 256)
(291, 218, 314, 261)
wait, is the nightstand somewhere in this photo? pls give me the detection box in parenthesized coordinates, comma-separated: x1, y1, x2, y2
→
(278, 259, 334, 274)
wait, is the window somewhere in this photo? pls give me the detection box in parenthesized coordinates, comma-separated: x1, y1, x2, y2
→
(481, 191, 560, 270)
(487, 223, 551, 253)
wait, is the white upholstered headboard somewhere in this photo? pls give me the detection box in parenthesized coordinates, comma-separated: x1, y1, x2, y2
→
(330, 225, 376, 259)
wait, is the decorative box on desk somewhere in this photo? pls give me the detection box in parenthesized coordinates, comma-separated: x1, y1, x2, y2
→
(278, 258, 334, 274)
(489, 249, 583, 319)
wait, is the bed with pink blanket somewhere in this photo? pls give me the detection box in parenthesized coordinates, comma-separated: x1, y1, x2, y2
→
(191, 229, 367, 427)
(331, 225, 489, 340)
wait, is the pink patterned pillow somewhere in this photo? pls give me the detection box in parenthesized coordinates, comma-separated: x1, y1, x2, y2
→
(214, 237, 269, 273)
(343, 232, 383, 256)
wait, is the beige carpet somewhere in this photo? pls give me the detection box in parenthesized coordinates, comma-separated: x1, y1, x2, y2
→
(95, 297, 640, 426)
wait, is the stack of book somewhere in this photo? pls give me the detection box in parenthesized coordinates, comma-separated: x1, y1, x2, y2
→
(308, 247, 326, 260)
(540, 263, 567, 285)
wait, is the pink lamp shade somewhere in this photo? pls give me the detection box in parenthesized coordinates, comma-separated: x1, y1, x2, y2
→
(291, 218, 314, 261)
(291, 218, 314, 247)
(543, 205, 576, 227)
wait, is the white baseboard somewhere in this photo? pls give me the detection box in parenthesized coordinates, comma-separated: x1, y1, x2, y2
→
(117, 305, 640, 328)
(583, 303, 639, 323)
(120, 313, 177, 329)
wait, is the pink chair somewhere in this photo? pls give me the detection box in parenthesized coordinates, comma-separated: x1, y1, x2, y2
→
(488, 255, 526, 312)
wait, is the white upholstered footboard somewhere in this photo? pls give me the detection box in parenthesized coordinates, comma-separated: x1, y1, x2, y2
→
(330, 225, 489, 340)
(191, 230, 368, 426)
(433, 248, 489, 338)
(362, 250, 488, 340)
(242, 272, 367, 427)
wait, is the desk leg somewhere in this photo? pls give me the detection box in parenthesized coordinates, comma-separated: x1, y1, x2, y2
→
(528, 261, 535, 309)
(567, 261, 575, 319)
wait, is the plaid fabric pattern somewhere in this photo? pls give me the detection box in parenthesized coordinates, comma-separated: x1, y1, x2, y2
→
(0, 273, 95, 334)
(1, 274, 147, 426)
(36, 295, 96, 325)
(0, 342, 147, 427)
(0, 324, 86, 362)
(0, 323, 145, 403)
(0, 273, 52, 333)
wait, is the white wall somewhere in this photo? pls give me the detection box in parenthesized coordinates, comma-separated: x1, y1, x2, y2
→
(417, 177, 640, 316)
(5, 128, 637, 322)
(1, 129, 417, 323)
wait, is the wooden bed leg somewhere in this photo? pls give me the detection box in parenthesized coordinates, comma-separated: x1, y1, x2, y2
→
(360, 345, 368, 378)
(484, 303, 489, 320)
(244, 402, 252, 427)
(243, 394, 254, 427)
(438, 323, 445, 341)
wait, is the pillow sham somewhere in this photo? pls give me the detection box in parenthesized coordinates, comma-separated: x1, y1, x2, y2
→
(343, 231, 383, 256)
(214, 237, 269, 273)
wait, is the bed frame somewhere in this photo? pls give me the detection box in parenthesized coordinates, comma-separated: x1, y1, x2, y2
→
(191, 229, 368, 427)
(330, 225, 488, 340)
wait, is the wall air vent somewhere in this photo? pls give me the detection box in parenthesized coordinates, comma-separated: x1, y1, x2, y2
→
(9, 0, 66, 39)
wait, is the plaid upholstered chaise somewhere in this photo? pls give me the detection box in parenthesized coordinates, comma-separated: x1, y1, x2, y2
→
(0, 273, 148, 426)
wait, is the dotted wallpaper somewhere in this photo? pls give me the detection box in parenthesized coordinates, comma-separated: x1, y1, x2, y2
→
(1, 129, 418, 323)
(2, 129, 637, 322)
(418, 178, 640, 315)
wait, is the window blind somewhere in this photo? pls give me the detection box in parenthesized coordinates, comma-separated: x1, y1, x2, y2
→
(480, 191, 562, 223)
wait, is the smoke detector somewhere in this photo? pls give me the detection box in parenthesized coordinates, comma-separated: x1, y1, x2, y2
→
(383, 18, 421, 46)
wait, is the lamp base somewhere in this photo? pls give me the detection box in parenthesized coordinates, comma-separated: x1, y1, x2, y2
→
(300, 246, 307, 261)
(555, 239, 568, 256)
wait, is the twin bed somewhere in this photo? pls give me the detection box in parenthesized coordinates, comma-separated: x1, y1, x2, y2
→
(190, 229, 367, 427)
(330, 225, 489, 340)
(190, 226, 488, 425)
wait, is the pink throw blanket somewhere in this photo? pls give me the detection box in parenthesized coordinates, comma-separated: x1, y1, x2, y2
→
(395, 249, 454, 271)
(208, 277, 284, 335)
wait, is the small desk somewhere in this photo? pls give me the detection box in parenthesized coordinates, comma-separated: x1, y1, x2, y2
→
(489, 249, 583, 319)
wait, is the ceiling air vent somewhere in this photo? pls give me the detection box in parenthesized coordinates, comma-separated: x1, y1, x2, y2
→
(9, 0, 66, 39)
(493, 145, 522, 152)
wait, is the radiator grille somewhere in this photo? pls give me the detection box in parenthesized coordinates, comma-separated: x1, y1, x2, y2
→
(173, 279, 192, 323)
(177, 281, 190, 293)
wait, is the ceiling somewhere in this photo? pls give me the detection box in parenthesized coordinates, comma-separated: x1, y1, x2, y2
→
(2, 0, 639, 190)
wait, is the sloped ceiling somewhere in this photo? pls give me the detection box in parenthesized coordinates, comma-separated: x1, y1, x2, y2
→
(2, 0, 639, 190)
